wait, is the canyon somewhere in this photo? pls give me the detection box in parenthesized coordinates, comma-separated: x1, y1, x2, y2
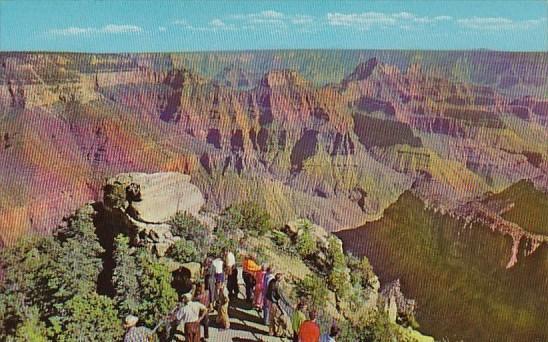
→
(0, 51, 547, 340)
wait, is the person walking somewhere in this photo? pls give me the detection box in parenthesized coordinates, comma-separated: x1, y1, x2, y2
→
(215, 281, 230, 329)
(266, 273, 283, 336)
(175, 293, 208, 342)
(223, 248, 238, 299)
(194, 283, 210, 341)
(123, 315, 154, 342)
(320, 324, 341, 342)
(291, 302, 307, 342)
(253, 265, 267, 310)
(243, 254, 261, 302)
(298, 309, 321, 342)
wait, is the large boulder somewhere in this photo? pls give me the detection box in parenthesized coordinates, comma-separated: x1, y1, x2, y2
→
(106, 172, 204, 222)
(103, 172, 207, 257)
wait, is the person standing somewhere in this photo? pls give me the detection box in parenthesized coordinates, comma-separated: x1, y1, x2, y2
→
(212, 257, 224, 284)
(223, 248, 238, 299)
(203, 257, 213, 302)
(243, 254, 261, 302)
(194, 283, 210, 341)
(175, 293, 208, 342)
(262, 267, 274, 325)
(215, 281, 230, 329)
(207, 258, 218, 305)
(298, 309, 321, 342)
(266, 273, 283, 336)
(320, 324, 341, 342)
(291, 302, 307, 342)
(253, 265, 267, 310)
(123, 315, 154, 342)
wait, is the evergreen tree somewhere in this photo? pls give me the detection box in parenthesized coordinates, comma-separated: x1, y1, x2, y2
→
(112, 235, 140, 317)
(49, 292, 123, 342)
(135, 250, 178, 326)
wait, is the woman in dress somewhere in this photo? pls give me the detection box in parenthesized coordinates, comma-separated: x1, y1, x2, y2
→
(253, 265, 267, 310)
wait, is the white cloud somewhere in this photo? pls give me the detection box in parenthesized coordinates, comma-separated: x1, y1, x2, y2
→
(49, 24, 142, 36)
(457, 16, 546, 30)
(173, 10, 312, 32)
(327, 11, 452, 30)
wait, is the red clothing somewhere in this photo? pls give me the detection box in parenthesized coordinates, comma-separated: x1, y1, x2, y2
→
(298, 320, 321, 342)
(253, 270, 266, 308)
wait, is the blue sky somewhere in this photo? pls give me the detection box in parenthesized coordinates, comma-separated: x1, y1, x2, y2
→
(1, 1, 546, 52)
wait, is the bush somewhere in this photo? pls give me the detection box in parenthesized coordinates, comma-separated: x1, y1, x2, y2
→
(326, 237, 351, 298)
(217, 202, 272, 236)
(271, 230, 296, 255)
(294, 274, 329, 307)
(328, 267, 351, 299)
(339, 310, 399, 342)
(166, 238, 202, 264)
(169, 212, 211, 251)
(208, 229, 238, 257)
(13, 307, 48, 342)
(346, 253, 376, 290)
(135, 250, 178, 326)
(49, 292, 123, 342)
(296, 229, 318, 257)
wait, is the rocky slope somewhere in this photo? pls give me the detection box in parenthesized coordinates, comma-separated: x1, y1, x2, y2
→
(0, 52, 547, 257)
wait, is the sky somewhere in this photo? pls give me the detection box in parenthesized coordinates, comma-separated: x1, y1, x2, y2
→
(1, 1, 547, 52)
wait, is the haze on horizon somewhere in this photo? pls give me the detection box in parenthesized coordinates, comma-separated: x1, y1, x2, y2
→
(1, 0, 547, 53)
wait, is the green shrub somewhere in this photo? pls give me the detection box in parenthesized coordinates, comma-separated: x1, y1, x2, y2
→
(49, 292, 123, 342)
(328, 267, 351, 299)
(217, 202, 272, 236)
(169, 212, 211, 251)
(208, 229, 238, 257)
(271, 230, 296, 255)
(296, 229, 318, 257)
(346, 253, 376, 290)
(339, 310, 398, 342)
(13, 307, 48, 342)
(166, 238, 202, 264)
(294, 274, 329, 307)
(134, 250, 178, 326)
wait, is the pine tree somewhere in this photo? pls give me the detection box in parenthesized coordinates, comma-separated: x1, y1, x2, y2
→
(112, 235, 141, 317)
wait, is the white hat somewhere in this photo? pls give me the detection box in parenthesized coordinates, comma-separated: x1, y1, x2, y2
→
(124, 315, 138, 328)
(182, 293, 192, 302)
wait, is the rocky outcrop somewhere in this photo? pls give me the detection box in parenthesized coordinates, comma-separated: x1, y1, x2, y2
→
(103, 172, 208, 256)
(380, 279, 416, 323)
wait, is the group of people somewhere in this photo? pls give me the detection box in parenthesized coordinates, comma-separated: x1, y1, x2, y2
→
(241, 254, 341, 342)
(123, 248, 341, 342)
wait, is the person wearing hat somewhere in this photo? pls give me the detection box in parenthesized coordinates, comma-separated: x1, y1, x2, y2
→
(175, 293, 208, 342)
(123, 315, 154, 342)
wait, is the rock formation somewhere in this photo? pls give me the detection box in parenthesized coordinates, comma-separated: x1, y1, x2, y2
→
(102, 172, 209, 256)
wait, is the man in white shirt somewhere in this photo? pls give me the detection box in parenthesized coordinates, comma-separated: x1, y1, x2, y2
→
(176, 293, 208, 342)
(212, 257, 225, 283)
(223, 248, 238, 298)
